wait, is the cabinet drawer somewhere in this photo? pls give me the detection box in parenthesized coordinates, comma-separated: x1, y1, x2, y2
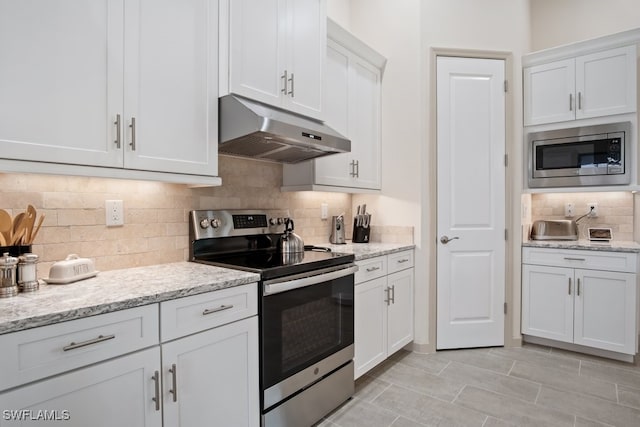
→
(0, 304, 159, 391)
(387, 250, 414, 274)
(160, 283, 258, 342)
(522, 247, 638, 273)
(355, 256, 387, 284)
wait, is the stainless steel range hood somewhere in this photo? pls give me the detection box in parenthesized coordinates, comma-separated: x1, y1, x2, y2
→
(218, 95, 350, 163)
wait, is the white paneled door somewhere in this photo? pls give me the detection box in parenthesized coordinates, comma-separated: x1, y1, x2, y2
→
(436, 56, 506, 349)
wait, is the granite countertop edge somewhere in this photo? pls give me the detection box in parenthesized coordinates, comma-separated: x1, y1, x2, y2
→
(0, 262, 260, 335)
(523, 240, 640, 253)
(320, 242, 416, 260)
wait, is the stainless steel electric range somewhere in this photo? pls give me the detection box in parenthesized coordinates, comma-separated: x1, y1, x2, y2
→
(189, 210, 356, 427)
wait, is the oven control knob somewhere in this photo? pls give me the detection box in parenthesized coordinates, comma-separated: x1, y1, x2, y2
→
(269, 218, 277, 226)
(277, 218, 284, 225)
(199, 218, 210, 229)
(210, 218, 221, 229)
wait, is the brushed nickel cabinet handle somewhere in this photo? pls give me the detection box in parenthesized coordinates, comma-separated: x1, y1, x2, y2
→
(169, 364, 178, 402)
(384, 287, 391, 306)
(202, 304, 234, 316)
(569, 93, 573, 111)
(288, 73, 294, 97)
(63, 334, 115, 351)
(568, 277, 572, 295)
(577, 278, 581, 296)
(390, 285, 395, 304)
(129, 117, 137, 151)
(366, 266, 380, 273)
(578, 92, 582, 110)
(281, 70, 288, 94)
(114, 114, 121, 149)
(151, 370, 160, 411)
(564, 257, 585, 261)
(355, 160, 360, 178)
(398, 259, 410, 264)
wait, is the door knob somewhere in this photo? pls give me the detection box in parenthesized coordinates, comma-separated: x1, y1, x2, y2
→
(440, 235, 460, 244)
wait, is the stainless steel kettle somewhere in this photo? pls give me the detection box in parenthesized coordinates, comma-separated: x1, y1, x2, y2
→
(279, 218, 304, 253)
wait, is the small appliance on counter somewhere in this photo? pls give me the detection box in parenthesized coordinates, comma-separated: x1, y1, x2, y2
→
(530, 220, 578, 241)
(329, 215, 346, 244)
(352, 204, 371, 243)
(588, 227, 612, 242)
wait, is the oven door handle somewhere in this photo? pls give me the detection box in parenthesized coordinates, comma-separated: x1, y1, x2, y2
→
(263, 265, 359, 296)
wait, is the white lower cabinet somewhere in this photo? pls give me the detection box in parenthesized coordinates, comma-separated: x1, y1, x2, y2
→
(522, 247, 638, 356)
(0, 284, 259, 426)
(0, 347, 161, 427)
(354, 250, 414, 379)
(161, 316, 259, 427)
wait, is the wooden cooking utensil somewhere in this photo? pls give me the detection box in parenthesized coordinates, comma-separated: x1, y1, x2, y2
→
(11, 212, 25, 245)
(0, 209, 11, 245)
(29, 214, 45, 244)
(24, 205, 36, 244)
(0, 232, 6, 246)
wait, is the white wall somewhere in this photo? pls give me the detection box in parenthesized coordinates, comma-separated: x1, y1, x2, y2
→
(531, 0, 640, 51)
(326, 0, 351, 30)
(331, 0, 531, 351)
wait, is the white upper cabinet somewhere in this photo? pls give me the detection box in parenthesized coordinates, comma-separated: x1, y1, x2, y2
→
(524, 45, 637, 126)
(282, 20, 385, 192)
(0, 0, 220, 185)
(222, 0, 326, 120)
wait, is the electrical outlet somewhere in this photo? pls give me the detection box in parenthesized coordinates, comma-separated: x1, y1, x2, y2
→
(564, 203, 574, 217)
(587, 202, 598, 217)
(105, 200, 124, 226)
(321, 203, 328, 220)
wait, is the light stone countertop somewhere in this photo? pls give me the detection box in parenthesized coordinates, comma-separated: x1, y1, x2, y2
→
(320, 242, 416, 260)
(523, 240, 640, 253)
(0, 262, 260, 335)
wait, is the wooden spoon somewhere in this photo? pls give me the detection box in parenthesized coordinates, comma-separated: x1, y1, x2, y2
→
(29, 214, 45, 244)
(11, 212, 25, 245)
(24, 205, 37, 244)
(0, 209, 11, 245)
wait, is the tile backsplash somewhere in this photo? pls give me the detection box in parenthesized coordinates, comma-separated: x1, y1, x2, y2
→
(530, 192, 634, 241)
(0, 156, 352, 276)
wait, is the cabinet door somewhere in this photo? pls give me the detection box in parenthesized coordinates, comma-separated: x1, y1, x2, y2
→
(350, 57, 382, 189)
(521, 265, 574, 343)
(162, 317, 259, 427)
(315, 40, 352, 187)
(284, 0, 325, 119)
(523, 59, 575, 126)
(574, 269, 637, 355)
(0, 347, 161, 427)
(0, 0, 124, 168)
(354, 277, 387, 379)
(386, 268, 414, 355)
(576, 45, 637, 119)
(123, 0, 218, 176)
(228, 0, 286, 108)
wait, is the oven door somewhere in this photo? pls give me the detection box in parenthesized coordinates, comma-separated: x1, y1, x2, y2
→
(261, 264, 357, 409)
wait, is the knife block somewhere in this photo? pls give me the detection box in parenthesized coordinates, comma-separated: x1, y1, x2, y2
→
(352, 219, 370, 243)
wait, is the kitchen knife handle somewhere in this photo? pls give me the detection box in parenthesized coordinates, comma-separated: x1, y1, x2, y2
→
(129, 117, 137, 151)
(114, 114, 122, 149)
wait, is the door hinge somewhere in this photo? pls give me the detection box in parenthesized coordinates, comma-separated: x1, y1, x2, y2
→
(504, 80, 508, 93)
(504, 302, 507, 315)
(505, 229, 508, 241)
(504, 154, 508, 167)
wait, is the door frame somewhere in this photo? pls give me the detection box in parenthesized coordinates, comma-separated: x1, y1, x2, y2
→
(426, 48, 519, 352)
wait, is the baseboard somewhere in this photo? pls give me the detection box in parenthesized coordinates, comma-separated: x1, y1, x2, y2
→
(407, 341, 436, 354)
(523, 335, 635, 363)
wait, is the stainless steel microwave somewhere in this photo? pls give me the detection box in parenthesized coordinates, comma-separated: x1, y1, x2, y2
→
(528, 122, 631, 188)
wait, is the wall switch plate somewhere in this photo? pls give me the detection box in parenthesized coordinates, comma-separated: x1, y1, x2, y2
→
(321, 203, 328, 220)
(564, 203, 574, 217)
(587, 202, 598, 217)
(106, 200, 124, 226)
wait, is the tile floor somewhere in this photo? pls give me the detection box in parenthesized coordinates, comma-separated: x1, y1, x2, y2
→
(315, 344, 640, 427)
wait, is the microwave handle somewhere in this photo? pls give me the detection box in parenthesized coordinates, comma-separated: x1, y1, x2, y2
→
(263, 265, 359, 296)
